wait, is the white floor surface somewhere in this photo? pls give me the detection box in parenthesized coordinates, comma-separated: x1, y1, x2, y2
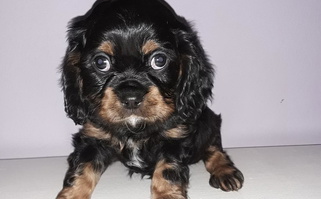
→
(1, 145, 320, 199)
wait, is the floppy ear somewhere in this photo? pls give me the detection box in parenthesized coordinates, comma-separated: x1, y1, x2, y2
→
(175, 29, 214, 121)
(60, 17, 88, 125)
(60, 1, 116, 125)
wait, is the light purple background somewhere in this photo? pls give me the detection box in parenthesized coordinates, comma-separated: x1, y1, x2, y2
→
(1, 0, 320, 159)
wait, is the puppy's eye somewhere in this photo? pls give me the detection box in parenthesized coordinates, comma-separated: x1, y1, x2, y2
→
(93, 55, 111, 72)
(150, 53, 168, 70)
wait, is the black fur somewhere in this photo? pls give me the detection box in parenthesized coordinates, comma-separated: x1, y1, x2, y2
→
(57, 0, 243, 198)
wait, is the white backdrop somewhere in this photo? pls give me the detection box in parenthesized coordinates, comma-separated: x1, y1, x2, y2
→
(1, 0, 320, 159)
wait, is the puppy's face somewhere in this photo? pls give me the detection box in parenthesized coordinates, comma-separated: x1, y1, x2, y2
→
(86, 29, 179, 127)
(62, 0, 214, 129)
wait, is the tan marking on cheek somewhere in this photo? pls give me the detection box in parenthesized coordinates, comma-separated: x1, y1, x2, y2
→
(99, 87, 124, 123)
(204, 146, 236, 176)
(56, 164, 100, 199)
(164, 125, 188, 139)
(99, 86, 174, 124)
(142, 40, 160, 55)
(151, 160, 187, 199)
(98, 41, 114, 56)
(142, 86, 175, 122)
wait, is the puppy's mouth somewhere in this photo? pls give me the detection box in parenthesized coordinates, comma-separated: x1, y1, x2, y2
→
(116, 107, 147, 128)
(123, 116, 146, 133)
(99, 85, 175, 127)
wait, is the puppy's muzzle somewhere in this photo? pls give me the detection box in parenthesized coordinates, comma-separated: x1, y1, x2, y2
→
(115, 80, 148, 110)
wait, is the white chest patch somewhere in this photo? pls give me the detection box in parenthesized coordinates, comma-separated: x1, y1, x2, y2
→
(125, 139, 146, 168)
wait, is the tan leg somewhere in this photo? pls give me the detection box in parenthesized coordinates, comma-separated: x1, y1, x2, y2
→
(56, 163, 101, 199)
(56, 125, 117, 199)
(151, 160, 189, 199)
(204, 146, 244, 191)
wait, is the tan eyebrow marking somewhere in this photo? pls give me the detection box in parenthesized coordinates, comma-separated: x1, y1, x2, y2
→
(98, 41, 114, 56)
(142, 40, 160, 55)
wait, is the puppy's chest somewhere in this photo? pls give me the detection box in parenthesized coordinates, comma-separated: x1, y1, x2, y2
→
(120, 139, 152, 169)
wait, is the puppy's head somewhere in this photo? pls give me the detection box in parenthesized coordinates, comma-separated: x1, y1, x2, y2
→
(61, 0, 214, 128)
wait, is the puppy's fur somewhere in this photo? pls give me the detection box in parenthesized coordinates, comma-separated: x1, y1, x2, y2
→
(57, 0, 244, 198)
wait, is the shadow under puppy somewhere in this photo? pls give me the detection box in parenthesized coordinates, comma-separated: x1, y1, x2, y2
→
(57, 0, 244, 198)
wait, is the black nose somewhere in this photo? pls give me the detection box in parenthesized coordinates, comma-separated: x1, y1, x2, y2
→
(122, 96, 143, 109)
(115, 80, 147, 110)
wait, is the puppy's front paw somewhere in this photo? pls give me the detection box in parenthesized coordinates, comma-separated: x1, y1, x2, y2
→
(204, 147, 244, 192)
(209, 167, 244, 192)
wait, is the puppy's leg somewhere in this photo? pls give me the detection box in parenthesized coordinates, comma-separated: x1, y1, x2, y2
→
(199, 108, 244, 191)
(203, 146, 244, 192)
(56, 162, 101, 199)
(56, 134, 116, 199)
(151, 160, 189, 199)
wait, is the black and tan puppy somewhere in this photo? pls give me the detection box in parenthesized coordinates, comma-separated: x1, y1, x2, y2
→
(57, 0, 244, 198)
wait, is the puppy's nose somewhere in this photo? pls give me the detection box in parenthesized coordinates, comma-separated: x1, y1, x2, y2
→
(115, 80, 147, 110)
(122, 96, 143, 109)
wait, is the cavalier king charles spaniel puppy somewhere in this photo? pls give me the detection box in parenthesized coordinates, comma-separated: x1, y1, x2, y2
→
(56, 0, 244, 198)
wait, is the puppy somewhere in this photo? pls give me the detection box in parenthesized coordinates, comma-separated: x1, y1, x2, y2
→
(56, 0, 244, 198)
